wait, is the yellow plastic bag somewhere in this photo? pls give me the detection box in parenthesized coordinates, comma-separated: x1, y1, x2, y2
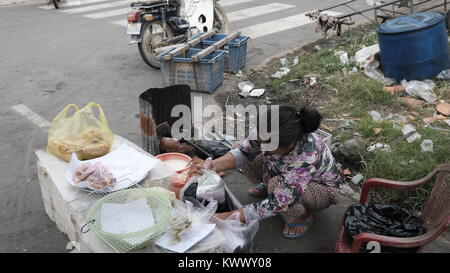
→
(46, 102, 115, 162)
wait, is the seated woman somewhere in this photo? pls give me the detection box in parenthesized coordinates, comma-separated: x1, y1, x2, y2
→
(189, 105, 343, 238)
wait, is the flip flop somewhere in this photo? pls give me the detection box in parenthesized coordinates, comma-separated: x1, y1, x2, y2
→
(282, 220, 313, 238)
(248, 183, 268, 197)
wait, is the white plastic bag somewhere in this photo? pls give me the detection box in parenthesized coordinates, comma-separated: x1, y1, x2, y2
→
(210, 212, 259, 253)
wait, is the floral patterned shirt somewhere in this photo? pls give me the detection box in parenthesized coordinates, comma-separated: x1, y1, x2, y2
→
(229, 132, 342, 221)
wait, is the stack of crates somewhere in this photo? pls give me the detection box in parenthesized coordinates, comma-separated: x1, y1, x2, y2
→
(158, 48, 225, 94)
(200, 33, 249, 74)
(157, 31, 250, 93)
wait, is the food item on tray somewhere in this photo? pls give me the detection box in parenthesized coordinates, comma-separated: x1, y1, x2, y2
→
(48, 129, 111, 162)
(73, 162, 116, 190)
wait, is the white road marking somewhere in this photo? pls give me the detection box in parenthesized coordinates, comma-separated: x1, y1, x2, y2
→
(12, 104, 52, 130)
(239, 11, 342, 39)
(84, 7, 130, 18)
(38, 0, 110, 9)
(227, 3, 295, 22)
(110, 2, 296, 27)
(219, 0, 256, 7)
(62, 0, 129, 14)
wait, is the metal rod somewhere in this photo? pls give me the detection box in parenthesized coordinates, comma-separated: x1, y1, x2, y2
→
(318, 0, 357, 12)
(337, 0, 402, 19)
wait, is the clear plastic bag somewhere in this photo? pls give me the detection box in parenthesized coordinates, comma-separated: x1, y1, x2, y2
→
(210, 212, 259, 253)
(73, 162, 116, 190)
(47, 102, 114, 162)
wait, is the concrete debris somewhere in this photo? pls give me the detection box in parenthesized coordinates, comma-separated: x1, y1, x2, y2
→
(436, 102, 450, 116)
(351, 173, 364, 185)
(407, 132, 422, 143)
(402, 124, 416, 135)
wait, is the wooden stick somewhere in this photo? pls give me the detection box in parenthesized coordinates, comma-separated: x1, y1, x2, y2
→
(161, 29, 218, 61)
(191, 31, 241, 62)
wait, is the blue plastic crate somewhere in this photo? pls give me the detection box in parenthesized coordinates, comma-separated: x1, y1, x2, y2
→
(157, 48, 225, 94)
(201, 34, 249, 74)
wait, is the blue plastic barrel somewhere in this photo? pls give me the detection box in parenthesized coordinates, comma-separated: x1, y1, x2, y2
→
(377, 12, 450, 82)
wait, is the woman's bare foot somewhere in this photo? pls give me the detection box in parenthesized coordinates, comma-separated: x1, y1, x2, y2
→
(282, 212, 313, 237)
(247, 184, 268, 197)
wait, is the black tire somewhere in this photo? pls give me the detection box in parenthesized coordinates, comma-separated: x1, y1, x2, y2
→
(138, 20, 174, 69)
(52, 0, 59, 9)
(213, 4, 229, 34)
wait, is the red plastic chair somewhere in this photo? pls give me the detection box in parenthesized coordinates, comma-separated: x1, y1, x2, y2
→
(335, 163, 450, 253)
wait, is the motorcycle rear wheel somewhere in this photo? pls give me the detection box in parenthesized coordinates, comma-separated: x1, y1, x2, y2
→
(213, 3, 229, 34)
(138, 20, 174, 69)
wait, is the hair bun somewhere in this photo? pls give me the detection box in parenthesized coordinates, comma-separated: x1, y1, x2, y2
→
(299, 106, 322, 133)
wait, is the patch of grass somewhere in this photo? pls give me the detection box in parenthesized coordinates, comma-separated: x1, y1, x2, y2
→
(363, 127, 450, 211)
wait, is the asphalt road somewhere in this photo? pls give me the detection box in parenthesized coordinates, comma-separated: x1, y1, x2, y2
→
(0, 0, 381, 253)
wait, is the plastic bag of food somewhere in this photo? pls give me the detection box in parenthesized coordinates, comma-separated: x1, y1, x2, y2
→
(73, 162, 116, 190)
(47, 102, 114, 161)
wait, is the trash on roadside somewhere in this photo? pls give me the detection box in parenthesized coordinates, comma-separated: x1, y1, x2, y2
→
(407, 132, 422, 143)
(392, 122, 403, 131)
(444, 120, 450, 127)
(423, 114, 447, 124)
(351, 173, 364, 185)
(343, 169, 352, 176)
(364, 66, 395, 86)
(349, 67, 358, 74)
(420, 139, 433, 152)
(367, 143, 391, 152)
(280, 58, 289, 67)
(314, 45, 322, 52)
(237, 81, 254, 93)
(344, 202, 427, 249)
(383, 84, 405, 94)
(400, 97, 424, 108)
(436, 69, 450, 79)
(340, 119, 357, 129)
(335, 50, 349, 65)
(401, 79, 437, 103)
(355, 44, 380, 68)
(402, 124, 416, 135)
(436, 102, 450, 116)
(249, 89, 265, 97)
(384, 113, 408, 123)
(292, 56, 299, 66)
(302, 74, 317, 86)
(368, 110, 383, 122)
(271, 67, 291, 79)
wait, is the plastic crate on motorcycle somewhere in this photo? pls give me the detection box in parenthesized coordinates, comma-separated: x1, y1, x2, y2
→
(157, 48, 225, 94)
(201, 34, 249, 74)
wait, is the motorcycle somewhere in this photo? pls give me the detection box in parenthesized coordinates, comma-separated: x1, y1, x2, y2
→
(127, 0, 229, 69)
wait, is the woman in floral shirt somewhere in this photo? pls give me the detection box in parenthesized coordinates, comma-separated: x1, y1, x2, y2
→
(190, 106, 343, 238)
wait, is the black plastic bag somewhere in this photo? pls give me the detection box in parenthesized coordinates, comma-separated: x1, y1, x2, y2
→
(192, 140, 231, 159)
(344, 202, 427, 253)
(344, 202, 427, 238)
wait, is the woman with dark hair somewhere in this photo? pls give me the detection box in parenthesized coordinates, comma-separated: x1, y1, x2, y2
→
(189, 105, 343, 238)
